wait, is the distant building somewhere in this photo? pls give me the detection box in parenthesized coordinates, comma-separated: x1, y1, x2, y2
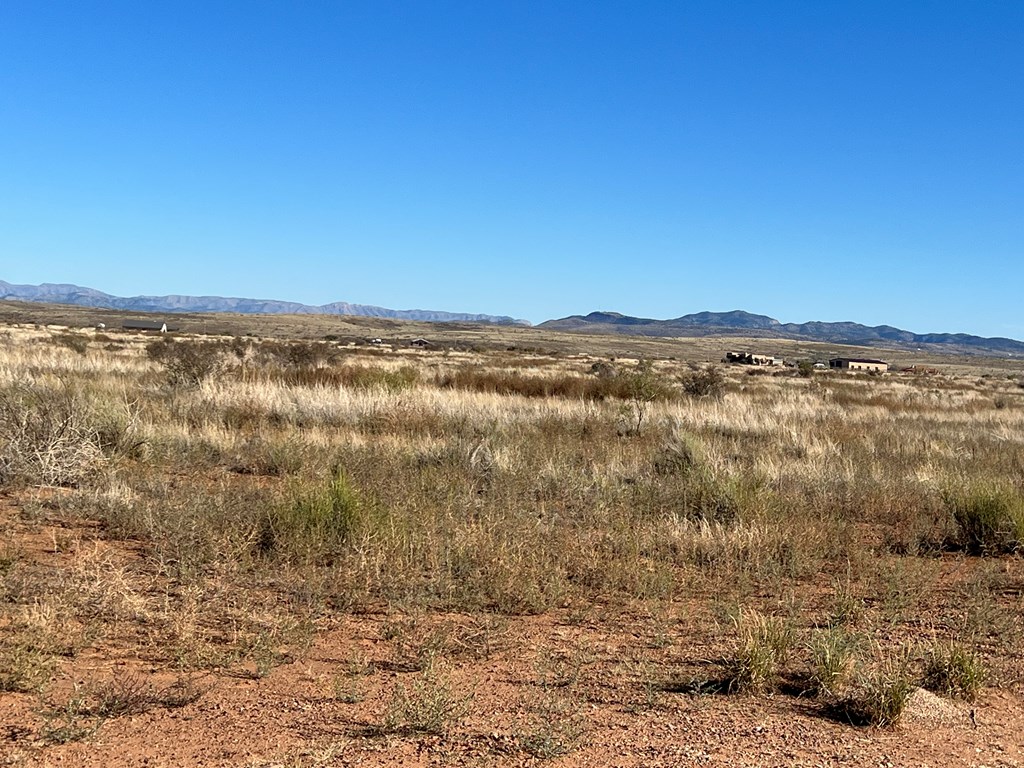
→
(123, 320, 173, 333)
(723, 351, 783, 366)
(409, 338, 432, 348)
(829, 357, 888, 372)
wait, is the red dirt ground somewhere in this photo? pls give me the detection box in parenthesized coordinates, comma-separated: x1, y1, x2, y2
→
(2, 494, 1023, 768)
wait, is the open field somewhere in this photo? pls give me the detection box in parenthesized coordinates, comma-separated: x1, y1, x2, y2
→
(3, 298, 1023, 376)
(2, 318, 1024, 766)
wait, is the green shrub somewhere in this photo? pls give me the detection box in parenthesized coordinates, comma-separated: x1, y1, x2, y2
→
(381, 664, 472, 735)
(0, 642, 56, 692)
(618, 360, 675, 434)
(944, 483, 1024, 554)
(519, 690, 585, 758)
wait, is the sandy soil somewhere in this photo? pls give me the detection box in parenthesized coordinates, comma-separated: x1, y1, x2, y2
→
(2, 496, 1023, 768)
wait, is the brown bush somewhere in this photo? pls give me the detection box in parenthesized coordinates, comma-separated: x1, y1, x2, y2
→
(146, 338, 226, 386)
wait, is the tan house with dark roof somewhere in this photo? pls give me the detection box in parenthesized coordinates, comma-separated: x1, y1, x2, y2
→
(829, 357, 888, 372)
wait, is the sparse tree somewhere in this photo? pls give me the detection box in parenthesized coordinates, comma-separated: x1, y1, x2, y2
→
(619, 360, 664, 435)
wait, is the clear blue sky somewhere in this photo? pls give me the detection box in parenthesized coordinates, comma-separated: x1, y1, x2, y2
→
(1, 2, 1022, 336)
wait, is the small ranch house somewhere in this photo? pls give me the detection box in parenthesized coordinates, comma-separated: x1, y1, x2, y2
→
(829, 357, 889, 372)
(123, 320, 173, 333)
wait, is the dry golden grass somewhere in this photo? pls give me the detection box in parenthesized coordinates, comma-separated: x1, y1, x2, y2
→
(1, 321, 1023, 754)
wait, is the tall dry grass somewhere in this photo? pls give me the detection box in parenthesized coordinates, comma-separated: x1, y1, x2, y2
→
(1, 327, 1022, 719)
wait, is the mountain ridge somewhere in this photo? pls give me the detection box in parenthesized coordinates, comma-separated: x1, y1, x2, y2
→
(540, 310, 1024, 356)
(4, 280, 1021, 356)
(0, 280, 530, 326)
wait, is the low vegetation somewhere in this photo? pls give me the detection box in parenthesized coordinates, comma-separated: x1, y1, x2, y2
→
(1, 324, 1022, 759)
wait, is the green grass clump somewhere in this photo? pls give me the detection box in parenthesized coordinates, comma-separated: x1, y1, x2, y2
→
(808, 628, 859, 697)
(830, 656, 914, 728)
(259, 469, 366, 561)
(945, 483, 1024, 554)
(726, 608, 794, 693)
(923, 641, 985, 701)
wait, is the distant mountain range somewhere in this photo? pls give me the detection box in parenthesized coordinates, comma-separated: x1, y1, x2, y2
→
(0, 281, 530, 326)
(4, 280, 1021, 356)
(539, 311, 1024, 357)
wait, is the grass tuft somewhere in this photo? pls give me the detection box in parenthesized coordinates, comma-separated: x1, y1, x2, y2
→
(259, 469, 365, 561)
(828, 655, 914, 728)
(808, 627, 859, 697)
(945, 483, 1024, 554)
(726, 608, 795, 693)
(923, 640, 985, 701)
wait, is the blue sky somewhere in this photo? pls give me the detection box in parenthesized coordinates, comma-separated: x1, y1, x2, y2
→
(1, 2, 1022, 336)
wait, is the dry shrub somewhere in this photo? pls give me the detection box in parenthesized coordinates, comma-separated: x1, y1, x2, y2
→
(436, 367, 597, 399)
(38, 673, 204, 745)
(680, 365, 726, 399)
(253, 339, 338, 368)
(434, 363, 676, 403)
(52, 332, 89, 356)
(0, 383, 105, 487)
(147, 338, 226, 386)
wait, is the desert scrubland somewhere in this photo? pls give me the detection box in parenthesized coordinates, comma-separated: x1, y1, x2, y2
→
(1, 323, 1023, 766)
